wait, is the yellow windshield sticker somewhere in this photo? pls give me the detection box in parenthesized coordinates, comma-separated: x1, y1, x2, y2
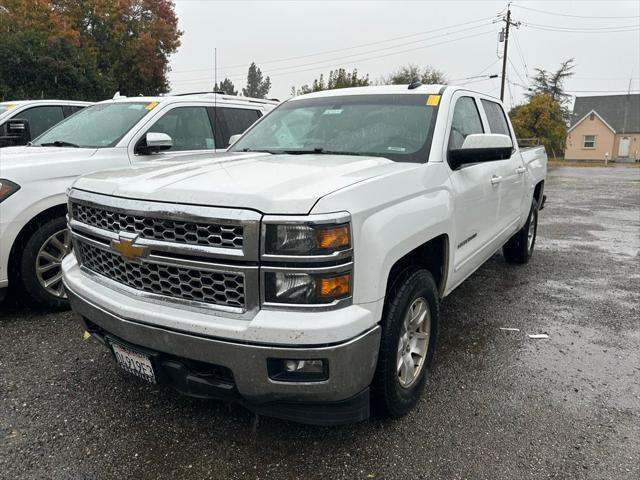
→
(426, 95, 440, 106)
(145, 101, 159, 110)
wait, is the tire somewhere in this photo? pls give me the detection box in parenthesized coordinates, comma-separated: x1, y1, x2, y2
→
(19, 216, 71, 310)
(503, 198, 539, 264)
(372, 269, 439, 417)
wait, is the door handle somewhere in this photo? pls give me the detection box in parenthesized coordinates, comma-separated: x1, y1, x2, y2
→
(515, 166, 526, 175)
(490, 175, 502, 186)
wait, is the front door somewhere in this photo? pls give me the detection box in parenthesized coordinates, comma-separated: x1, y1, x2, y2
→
(618, 137, 630, 158)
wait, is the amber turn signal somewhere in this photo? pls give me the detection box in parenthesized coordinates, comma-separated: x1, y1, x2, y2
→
(317, 226, 350, 250)
(319, 273, 351, 299)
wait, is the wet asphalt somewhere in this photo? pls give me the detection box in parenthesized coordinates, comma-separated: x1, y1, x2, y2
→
(1, 166, 639, 480)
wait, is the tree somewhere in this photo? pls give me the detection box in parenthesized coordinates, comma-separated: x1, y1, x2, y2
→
(510, 94, 567, 158)
(0, 0, 182, 101)
(527, 59, 575, 114)
(214, 78, 237, 95)
(295, 68, 369, 95)
(386, 64, 447, 85)
(242, 62, 271, 98)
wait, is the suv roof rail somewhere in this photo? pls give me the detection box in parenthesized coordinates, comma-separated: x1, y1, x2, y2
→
(174, 91, 226, 96)
(408, 81, 422, 90)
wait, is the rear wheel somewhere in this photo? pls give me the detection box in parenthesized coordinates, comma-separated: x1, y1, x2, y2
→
(19, 216, 71, 310)
(503, 198, 539, 264)
(372, 269, 439, 417)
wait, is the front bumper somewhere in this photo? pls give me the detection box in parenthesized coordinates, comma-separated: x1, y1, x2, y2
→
(66, 287, 381, 425)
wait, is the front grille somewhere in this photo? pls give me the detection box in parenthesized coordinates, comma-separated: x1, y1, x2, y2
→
(72, 202, 244, 249)
(76, 241, 245, 308)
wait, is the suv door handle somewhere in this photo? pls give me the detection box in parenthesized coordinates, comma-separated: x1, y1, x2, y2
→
(490, 175, 502, 186)
(515, 166, 526, 174)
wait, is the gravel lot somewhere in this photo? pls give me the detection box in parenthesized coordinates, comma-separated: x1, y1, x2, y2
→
(1, 166, 639, 480)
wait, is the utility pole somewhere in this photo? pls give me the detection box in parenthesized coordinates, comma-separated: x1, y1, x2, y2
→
(499, 3, 520, 101)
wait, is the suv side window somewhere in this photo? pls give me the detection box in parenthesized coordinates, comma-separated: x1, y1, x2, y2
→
(146, 106, 215, 151)
(19, 106, 65, 139)
(481, 99, 511, 137)
(448, 96, 484, 150)
(217, 107, 261, 146)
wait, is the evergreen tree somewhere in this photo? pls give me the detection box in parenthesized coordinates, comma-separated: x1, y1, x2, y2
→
(526, 59, 575, 116)
(242, 63, 271, 98)
(296, 68, 369, 95)
(214, 78, 237, 95)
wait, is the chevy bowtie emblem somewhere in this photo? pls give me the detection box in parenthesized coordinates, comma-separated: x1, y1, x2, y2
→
(110, 233, 149, 260)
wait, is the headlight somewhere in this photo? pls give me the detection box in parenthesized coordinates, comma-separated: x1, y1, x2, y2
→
(0, 179, 20, 203)
(263, 222, 351, 256)
(264, 270, 352, 305)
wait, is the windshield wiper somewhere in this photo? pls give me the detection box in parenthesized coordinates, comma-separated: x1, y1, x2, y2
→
(283, 148, 366, 156)
(40, 140, 80, 148)
(239, 148, 277, 154)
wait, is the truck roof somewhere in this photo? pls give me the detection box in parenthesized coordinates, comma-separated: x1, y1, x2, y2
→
(289, 84, 501, 102)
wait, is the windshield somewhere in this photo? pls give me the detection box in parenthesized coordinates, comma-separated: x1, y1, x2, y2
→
(229, 94, 438, 163)
(34, 102, 154, 148)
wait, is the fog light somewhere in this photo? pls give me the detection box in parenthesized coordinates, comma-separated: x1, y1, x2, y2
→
(268, 358, 328, 382)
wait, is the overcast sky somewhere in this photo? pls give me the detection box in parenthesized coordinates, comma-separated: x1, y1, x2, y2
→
(167, 0, 640, 108)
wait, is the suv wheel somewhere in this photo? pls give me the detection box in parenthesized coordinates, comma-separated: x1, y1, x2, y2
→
(19, 216, 71, 309)
(372, 269, 439, 417)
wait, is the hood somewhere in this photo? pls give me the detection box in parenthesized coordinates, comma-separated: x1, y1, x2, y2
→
(0, 146, 98, 179)
(73, 152, 416, 214)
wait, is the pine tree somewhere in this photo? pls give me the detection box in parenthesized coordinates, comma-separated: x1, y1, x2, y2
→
(214, 78, 237, 95)
(242, 62, 271, 99)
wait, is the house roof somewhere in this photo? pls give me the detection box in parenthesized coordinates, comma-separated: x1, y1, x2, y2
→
(570, 94, 640, 133)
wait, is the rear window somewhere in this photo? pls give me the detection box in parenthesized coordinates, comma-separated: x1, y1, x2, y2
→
(481, 99, 511, 137)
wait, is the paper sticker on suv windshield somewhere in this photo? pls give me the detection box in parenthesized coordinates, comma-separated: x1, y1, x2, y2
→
(323, 109, 343, 115)
(145, 101, 159, 110)
(387, 146, 407, 152)
(426, 95, 440, 106)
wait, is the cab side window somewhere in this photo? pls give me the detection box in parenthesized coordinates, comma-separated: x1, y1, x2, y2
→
(481, 99, 511, 137)
(147, 107, 215, 151)
(19, 106, 65, 139)
(216, 107, 261, 146)
(448, 96, 484, 150)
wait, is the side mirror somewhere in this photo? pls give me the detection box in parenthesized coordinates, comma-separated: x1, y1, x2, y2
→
(0, 118, 31, 146)
(449, 133, 513, 170)
(228, 133, 242, 147)
(136, 132, 173, 155)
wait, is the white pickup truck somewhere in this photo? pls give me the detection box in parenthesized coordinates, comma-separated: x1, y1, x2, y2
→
(0, 93, 277, 307)
(62, 84, 547, 425)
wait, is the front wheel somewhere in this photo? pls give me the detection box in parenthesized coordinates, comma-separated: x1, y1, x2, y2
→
(19, 216, 72, 310)
(503, 198, 539, 264)
(372, 269, 439, 417)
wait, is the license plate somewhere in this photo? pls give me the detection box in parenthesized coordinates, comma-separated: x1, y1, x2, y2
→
(111, 342, 156, 384)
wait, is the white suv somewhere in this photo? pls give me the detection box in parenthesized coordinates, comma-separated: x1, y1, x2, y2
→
(0, 100, 91, 147)
(0, 93, 278, 308)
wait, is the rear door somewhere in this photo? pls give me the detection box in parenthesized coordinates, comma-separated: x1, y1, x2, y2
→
(446, 93, 502, 284)
(479, 98, 526, 237)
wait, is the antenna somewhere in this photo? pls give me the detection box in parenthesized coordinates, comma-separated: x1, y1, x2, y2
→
(214, 48, 217, 142)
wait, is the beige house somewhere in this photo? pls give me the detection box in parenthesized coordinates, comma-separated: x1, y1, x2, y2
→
(565, 94, 640, 162)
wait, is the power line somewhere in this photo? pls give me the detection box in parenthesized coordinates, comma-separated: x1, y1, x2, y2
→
(511, 29, 529, 78)
(508, 57, 528, 87)
(514, 4, 640, 20)
(171, 29, 496, 86)
(170, 15, 499, 75)
(522, 22, 639, 33)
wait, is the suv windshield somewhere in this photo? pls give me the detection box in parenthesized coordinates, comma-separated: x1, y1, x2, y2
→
(229, 94, 438, 163)
(34, 102, 153, 148)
